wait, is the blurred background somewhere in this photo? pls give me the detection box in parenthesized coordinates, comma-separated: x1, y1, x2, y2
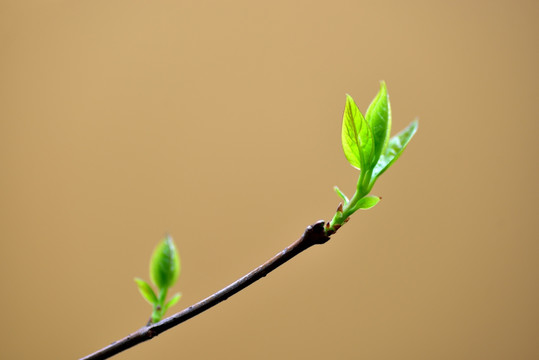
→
(1, 0, 538, 359)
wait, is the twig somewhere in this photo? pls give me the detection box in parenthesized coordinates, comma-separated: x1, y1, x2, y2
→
(80, 220, 331, 360)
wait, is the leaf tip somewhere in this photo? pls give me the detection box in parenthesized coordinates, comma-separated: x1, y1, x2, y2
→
(345, 93, 355, 106)
(409, 119, 419, 135)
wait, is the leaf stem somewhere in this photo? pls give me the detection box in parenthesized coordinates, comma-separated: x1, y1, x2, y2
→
(326, 169, 372, 234)
(150, 287, 168, 323)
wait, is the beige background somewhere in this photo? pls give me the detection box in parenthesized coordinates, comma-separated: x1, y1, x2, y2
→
(1, 0, 538, 359)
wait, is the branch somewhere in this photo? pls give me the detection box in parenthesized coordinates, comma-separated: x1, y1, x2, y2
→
(80, 220, 331, 360)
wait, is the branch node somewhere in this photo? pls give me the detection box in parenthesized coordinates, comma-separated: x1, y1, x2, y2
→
(303, 220, 331, 246)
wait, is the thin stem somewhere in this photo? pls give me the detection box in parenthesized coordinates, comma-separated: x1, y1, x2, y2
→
(326, 165, 377, 234)
(80, 221, 330, 360)
(150, 287, 168, 324)
(327, 180, 368, 233)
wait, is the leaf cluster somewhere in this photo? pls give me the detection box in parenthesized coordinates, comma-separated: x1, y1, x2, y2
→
(327, 81, 418, 234)
(134, 235, 182, 324)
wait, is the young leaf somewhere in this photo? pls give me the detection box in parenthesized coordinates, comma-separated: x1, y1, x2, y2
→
(352, 195, 381, 211)
(341, 95, 362, 169)
(334, 186, 349, 203)
(150, 235, 181, 290)
(164, 292, 182, 312)
(134, 278, 158, 305)
(341, 95, 374, 171)
(365, 81, 391, 165)
(371, 120, 418, 184)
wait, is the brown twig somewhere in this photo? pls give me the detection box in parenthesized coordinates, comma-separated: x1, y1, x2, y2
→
(80, 220, 331, 360)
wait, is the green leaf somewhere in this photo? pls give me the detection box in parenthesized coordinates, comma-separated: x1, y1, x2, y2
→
(164, 292, 182, 312)
(341, 95, 375, 171)
(150, 235, 181, 289)
(371, 120, 418, 184)
(365, 81, 391, 165)
(352, 195, 381, 211)
(134, 278, 158, 305)
(333, 186, 349, 203)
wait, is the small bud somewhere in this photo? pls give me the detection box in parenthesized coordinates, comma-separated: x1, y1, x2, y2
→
(150, 235, 181, 289)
